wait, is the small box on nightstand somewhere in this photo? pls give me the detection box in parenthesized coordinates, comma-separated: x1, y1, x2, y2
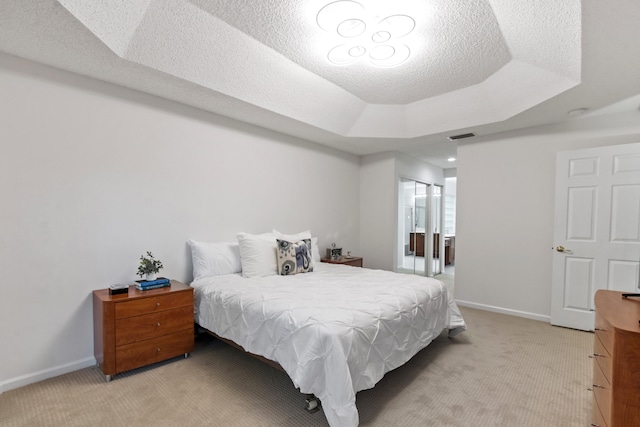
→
(108, 284, 128, 295)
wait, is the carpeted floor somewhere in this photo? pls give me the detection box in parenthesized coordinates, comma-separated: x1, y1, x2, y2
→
(0, 306, 593, 426)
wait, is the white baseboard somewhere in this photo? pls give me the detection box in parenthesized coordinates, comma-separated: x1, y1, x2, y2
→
(0, 357, 96, 394)
(455, 299, 551, 323)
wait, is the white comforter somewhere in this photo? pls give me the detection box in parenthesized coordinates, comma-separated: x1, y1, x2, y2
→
(191, 263, 466, 427)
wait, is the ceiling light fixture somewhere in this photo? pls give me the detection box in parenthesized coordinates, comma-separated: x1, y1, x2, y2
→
(317, 1, 416, 67)
(448, 157, 456, 162)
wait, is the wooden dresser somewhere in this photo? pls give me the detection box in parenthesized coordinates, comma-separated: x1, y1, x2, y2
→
(592, 290, 640, 426)
(93, 280, 194, 381)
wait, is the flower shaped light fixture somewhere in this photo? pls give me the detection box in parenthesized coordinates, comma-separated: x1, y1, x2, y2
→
(316, 0, 416, 67)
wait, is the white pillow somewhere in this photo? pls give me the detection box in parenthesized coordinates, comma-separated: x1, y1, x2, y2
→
(187, 240, 242, 280)
(273, 229, 312, 241)
(236, 232, 279, 278)
(311, 237, 320, 264)
(273, 230, 320, 264)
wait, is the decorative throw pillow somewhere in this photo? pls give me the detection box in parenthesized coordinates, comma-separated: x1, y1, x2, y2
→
(273, 230, 320, 264)
(276, 239, 314, 275)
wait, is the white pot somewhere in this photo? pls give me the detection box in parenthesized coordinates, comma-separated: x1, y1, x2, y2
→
(145, 273, 157, 281)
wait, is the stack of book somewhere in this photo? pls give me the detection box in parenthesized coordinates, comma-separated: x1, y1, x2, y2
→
(135, 277, 171, 290)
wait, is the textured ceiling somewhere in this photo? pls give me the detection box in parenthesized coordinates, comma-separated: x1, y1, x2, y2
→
(1, 1, 640, 168)
(191, 0, 513, 104)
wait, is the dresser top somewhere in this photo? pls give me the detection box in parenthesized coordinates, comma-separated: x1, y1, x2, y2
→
(595, 290, 640, 334)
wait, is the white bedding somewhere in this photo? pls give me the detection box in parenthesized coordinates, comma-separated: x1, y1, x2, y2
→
(191, 263, 466, 427)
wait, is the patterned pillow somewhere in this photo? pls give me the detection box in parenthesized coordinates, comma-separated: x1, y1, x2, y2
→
(276, 239, 314, 275)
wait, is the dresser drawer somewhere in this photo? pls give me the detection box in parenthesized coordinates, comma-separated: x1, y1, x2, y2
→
(593, 360, 612, 426)
(115, 306, 194, 346)
(595, 312, 614, 354)
(115, 329, 194, 373)
(592, 397, 609, 427)
(115, 291, 192, 319)
(594, 334, 613, 383)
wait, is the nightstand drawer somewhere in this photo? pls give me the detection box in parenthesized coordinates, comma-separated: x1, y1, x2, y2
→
(115, 329, 194, 373)
(115, 306, 194, 346)
(115, 291, 192, 319)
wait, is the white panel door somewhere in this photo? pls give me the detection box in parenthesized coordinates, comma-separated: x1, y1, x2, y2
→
(551, 142, 640, 330)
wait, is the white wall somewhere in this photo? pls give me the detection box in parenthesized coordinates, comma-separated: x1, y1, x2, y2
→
(394, 152, 445, 187)
(444, 177, 456, 236)
(455, 113, 640, 320)
(359, 151, 444, 271)
(359, 152, 396, 270)
(0, 54, 360, 392)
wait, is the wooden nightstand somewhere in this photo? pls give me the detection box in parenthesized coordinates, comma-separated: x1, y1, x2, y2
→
(321, 256, 363, 267)
(93, 280, 194, 381)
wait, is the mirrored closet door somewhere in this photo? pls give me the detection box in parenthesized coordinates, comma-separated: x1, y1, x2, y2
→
(397, 179, 447, 277)
(431, 185, 443, 276)
(397, 179, 430, 276)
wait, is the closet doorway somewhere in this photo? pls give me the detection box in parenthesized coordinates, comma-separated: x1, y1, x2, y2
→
(397, 179, 442, 276)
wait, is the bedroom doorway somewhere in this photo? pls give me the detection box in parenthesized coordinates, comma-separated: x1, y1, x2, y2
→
(397, 179, 439, 276)
(550, 142, 640, 331)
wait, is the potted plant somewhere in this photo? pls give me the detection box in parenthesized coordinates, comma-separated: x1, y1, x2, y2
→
(137, 251, 163, 281)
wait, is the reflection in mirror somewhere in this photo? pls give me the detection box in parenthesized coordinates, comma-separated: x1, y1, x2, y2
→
(397, 178, 433, 277)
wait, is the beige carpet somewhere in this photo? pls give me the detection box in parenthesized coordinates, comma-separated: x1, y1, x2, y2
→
(0, 306, 593, 426)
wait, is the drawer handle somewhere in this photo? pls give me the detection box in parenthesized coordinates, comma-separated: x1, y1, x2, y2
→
(157, 322, 161, 327)
(156, 302, 161, 307)
(157, 348, 161, 352)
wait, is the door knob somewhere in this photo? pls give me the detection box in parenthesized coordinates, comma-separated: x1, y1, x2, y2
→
(555, 245, 572, 253)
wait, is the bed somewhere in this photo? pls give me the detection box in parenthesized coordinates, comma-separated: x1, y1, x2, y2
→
(188, 233, 466, 427)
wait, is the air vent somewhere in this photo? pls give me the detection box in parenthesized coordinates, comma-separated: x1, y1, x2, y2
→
(447, 132, 475, 141)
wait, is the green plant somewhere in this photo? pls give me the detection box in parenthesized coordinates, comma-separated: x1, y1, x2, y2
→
(137, 251, 163, 277)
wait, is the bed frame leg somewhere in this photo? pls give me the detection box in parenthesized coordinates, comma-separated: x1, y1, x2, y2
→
(302, 393, 321, 413)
